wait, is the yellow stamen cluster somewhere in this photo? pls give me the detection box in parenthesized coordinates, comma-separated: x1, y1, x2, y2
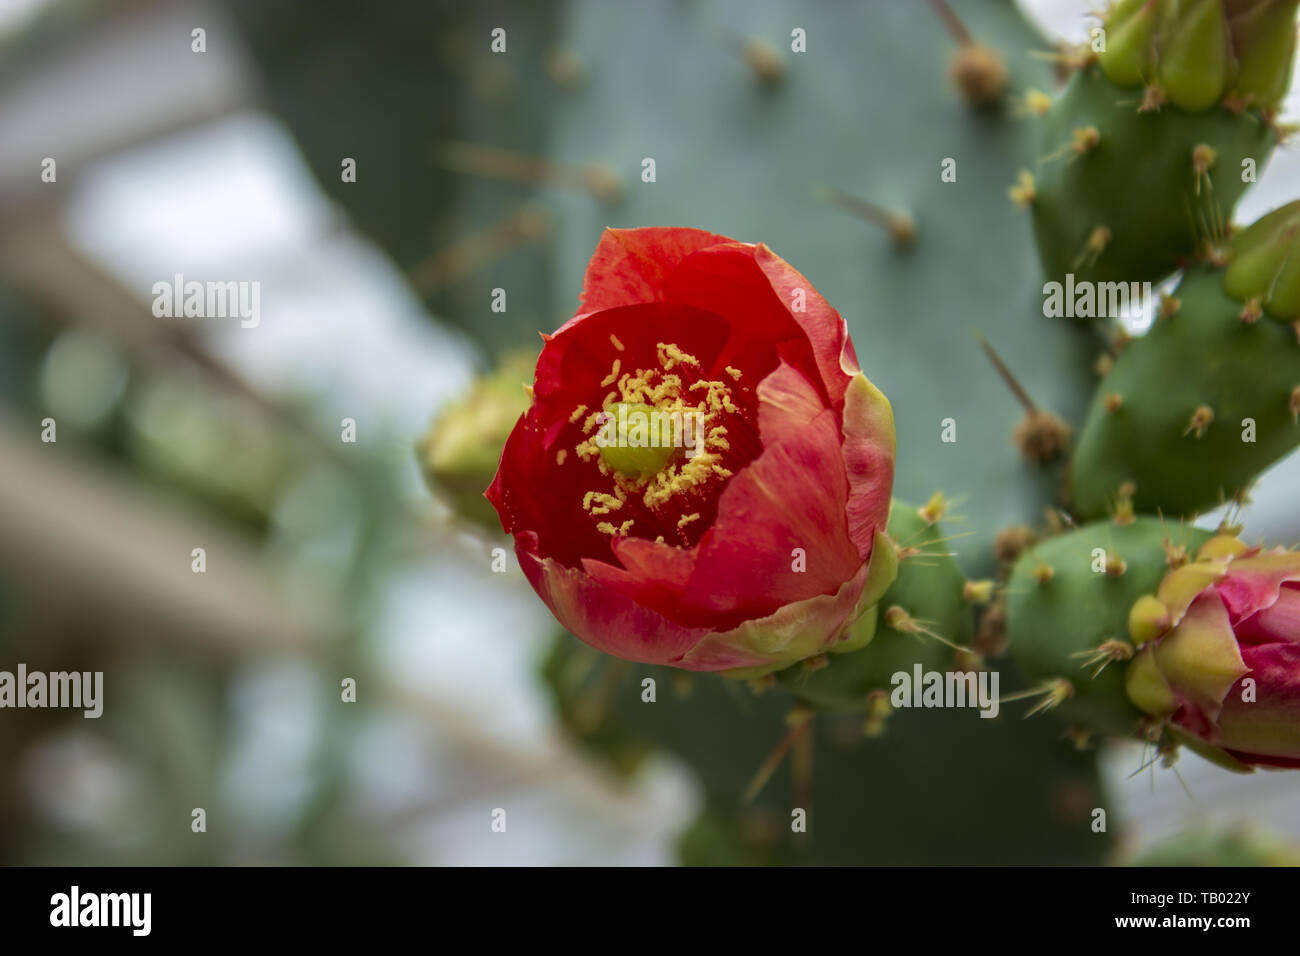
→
(572, 341, 742, 538)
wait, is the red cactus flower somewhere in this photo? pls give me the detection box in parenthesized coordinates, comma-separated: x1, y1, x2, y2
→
(1126, 534, 1300, 769)
(486, 227, 896, 675)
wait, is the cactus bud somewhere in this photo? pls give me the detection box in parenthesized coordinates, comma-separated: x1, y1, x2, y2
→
(419, 351, 536, 530)
(1123, 536, 1300, 767)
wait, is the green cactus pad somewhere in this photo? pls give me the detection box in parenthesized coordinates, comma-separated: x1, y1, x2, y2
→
(1005, 517, 1213, 738)
(1070, 266, 1300, 520)
(1031, 65, 1275, 289)
(775, 500, 973, 714)
(1099, 0, 1298, 112)
(1223, 199, 1300, 319)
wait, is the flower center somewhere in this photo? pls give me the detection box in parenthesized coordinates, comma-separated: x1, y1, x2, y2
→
(569, 338, 747, 542)
(596, 402, 682, 479)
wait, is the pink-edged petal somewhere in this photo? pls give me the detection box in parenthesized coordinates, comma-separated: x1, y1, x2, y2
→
(1216, 642, 1300, 764)
(576, 227, 734, 314)
(840, 372, 896, 560)
(755, 360, 893, 562)
(677, 407, 861, 627)
(1214, 550, 1300, 623)
(518, 536, 866, 674)
(517, 539, 707, 667)
(1235, 582, 1300, 645)
(676, 562, 870, 676)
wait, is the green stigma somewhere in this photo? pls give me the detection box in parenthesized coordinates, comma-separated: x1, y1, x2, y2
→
(596, 402, 679, 478)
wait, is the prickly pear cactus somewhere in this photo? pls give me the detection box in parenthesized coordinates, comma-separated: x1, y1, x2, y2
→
(229, 0, 1300, 866)
(774, 498, 976, 718)
(1005, 516, 1213, 739)
(1028, 0, 1292, 288)
(1070, 202, 1300, 519)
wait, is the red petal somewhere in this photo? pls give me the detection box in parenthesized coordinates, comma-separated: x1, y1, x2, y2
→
(663, 244, 826, 397)
(755, 359, 828, 448)
(520, 537, 869, 674)
(1235, 582, 1300, 645)
(753, 243, 861, 402)
(489, 301, 737, 568)
(676, 407, 861, 627)
(577, 227, 734, 314)
(516, 538, 707, 666)
(677, 562, 870, 673)
(1214, 551, 1300, 624)
(580, 536, 696, 615)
